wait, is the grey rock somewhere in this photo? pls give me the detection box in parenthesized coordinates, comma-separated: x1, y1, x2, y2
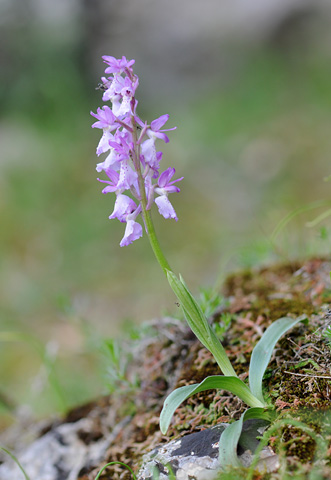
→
(138, 421, 279, 480)
(0, 416, 130, 480)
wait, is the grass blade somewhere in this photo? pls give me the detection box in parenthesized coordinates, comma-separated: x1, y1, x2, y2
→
(0, 447, 31, 480)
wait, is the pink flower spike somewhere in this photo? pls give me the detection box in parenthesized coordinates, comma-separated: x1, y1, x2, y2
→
(120, 220, 143, 247)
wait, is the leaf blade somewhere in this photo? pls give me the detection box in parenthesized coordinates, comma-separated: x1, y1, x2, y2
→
(160, 375, 264, 434)
(218, 407, 273, 469)
(167, 271, 237, 377)
(249, 315, 306, 403)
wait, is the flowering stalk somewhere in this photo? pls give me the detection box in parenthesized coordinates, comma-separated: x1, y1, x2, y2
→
(91, 55, 239, 378)
(91, 56, 307, 469)
(92, 55, 268, 391)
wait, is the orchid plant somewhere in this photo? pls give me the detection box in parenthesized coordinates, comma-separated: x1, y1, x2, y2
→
(91, 56, 306, 469)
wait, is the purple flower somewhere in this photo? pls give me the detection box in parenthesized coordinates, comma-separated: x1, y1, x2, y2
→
(102, 55, 135, 74)
(120, 219, 143, 247)
(141, 138, 157, 169)
(96, 149, 120, 172)
(148, 114, 177, 143)
(108, 129, 133, 161)
(139, 115, 176, 168)
(117, 160, 138, 191)
(103, 76, 138, 116)
(153, 168, 183, 221)
(97, 169, 119, 193)
(90, 106, 117, 130)
(109, 194, 137, 222)
(156, 168, 183, 193)
(91, 106, 119, 156)
(96, 131, 114, 156)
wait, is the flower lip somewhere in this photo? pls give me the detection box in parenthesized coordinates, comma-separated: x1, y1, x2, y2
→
(155, 195, 178, 221)
(120, 219, 143, 247)
(109, 194, 137, 222)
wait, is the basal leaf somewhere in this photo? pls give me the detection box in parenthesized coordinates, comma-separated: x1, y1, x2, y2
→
(249, 315, 306, 403)
(160, 376, 265, 434)
(218, 407, 273, 469)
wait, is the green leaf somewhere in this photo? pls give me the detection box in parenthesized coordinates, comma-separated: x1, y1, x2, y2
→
(167, 271, 210, 341)
(167, 271, 237, 377)
(218, 408, 273, 469)
(249, 315, 306, 403)
(160, 376, 265, 434)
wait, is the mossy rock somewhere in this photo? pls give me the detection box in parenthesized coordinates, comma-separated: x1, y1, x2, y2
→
(83, 257, 331, 479)
(1, 258, 331, 480)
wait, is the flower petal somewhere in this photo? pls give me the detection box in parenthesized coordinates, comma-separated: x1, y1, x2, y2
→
(151, 114, 169, 131)
(158, 168, 175, 188)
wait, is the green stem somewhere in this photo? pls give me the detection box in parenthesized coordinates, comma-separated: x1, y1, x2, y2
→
(131, 117, 171, 275)
(131, 117, 238, 381)
(142, 208, 172, 275)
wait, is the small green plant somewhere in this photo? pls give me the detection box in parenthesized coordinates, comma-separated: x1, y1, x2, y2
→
(94, 461, 136, 480)
(197, 287, 224, 318)
(213, 312, 234, 341)
(0, 446, 31, 480)
(103, 338, 130, 391)
(91, 56, 309, 470)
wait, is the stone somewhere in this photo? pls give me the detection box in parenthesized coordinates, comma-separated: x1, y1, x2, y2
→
(138, 420, 279, 480)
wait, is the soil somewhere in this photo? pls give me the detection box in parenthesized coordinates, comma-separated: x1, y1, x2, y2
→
(46, 258, 331, 479)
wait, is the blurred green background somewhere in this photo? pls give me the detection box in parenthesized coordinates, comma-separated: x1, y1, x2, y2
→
(1, 0, 331, 427)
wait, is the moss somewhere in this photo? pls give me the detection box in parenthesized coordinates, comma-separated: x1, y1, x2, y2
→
(281, 425, 316, 463)
(223, 261, 302, 297)
(248, 297, 316, 323)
